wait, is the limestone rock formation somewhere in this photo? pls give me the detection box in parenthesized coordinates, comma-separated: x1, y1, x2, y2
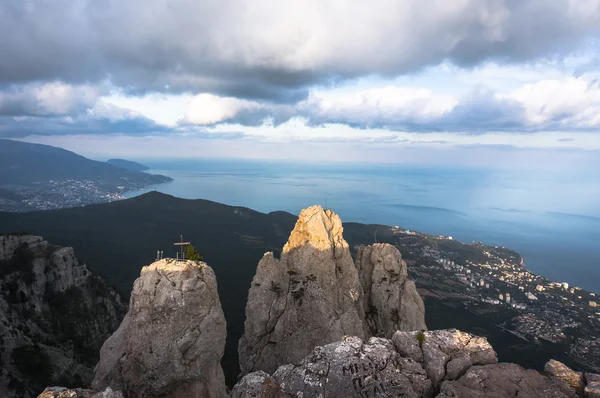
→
(38, 386, 123, 398)
(0, 234, 126, 398)
(232, 336, 432, 398)
(238, 205, 366, 375)
(232, 329, 592, 398)
(356, 243, 426, 337)
(437, 363, 575, 398)
(92, 259, 227, 398)
(392, 329, 497, 389)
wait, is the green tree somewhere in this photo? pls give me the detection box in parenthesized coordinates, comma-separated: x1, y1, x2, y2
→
(185, 244, 203, 261)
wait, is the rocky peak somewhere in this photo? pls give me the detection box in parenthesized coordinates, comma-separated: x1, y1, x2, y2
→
(356, 243, 426, 337)
(92, 259, 227, 398)
(282, 205, 346, 255)
(238, 205, 366, 375)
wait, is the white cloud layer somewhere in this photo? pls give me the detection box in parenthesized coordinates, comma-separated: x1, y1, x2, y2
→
(1, 0, 600, 156)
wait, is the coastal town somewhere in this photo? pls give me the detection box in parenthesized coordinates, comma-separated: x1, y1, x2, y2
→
(0, 179, 129, 212)
(388, 227, 600, 373)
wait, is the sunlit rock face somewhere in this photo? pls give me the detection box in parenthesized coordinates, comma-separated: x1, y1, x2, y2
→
(92, 259, 227, 398)
(356, 243, 426, 337)
(238, 205, 366, 375)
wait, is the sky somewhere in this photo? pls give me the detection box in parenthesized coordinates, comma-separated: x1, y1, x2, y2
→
(1, 0, 600, 168)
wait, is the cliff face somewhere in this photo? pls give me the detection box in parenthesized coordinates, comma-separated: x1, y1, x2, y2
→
(0, 234, 126, 398)
(356, 243, 427, 337)
(92, 259, 227, 398)
(238, 205, 366, 375)
(233, 329, 597, 398)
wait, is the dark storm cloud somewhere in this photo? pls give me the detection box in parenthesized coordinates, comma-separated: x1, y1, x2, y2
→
(1, 0, 599, 101)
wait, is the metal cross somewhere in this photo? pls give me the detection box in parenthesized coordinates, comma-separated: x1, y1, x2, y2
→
(173, 235, 191, 260)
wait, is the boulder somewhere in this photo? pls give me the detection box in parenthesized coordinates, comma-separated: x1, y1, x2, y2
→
(438, 363, 576, 398)
(586, 382, 600, 398)
(392, 329, 497, 389)
(356, 243, 426, 337)
(92, 259, 227, 398)
(545, 359, 585, 397)
(238, 205, 366, 375)
(586, 373, 600, 398)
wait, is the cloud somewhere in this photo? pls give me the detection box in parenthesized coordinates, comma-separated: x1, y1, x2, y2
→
(176, 75, 600, 134)
(1, 0, 599, 100)
(182, 94, 263, 125)
(0, 100, 170, 138)
(0, 82, 100, 116)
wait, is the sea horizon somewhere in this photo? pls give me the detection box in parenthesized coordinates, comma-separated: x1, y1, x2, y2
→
(122, 158, 600, 295)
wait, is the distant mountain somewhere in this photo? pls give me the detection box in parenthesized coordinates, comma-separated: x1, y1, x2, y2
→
(0, 140, 169, 186)
(106, 158, 150, 172)
(0, 139, 172, 211)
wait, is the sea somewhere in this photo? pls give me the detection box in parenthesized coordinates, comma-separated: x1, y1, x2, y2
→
(124, 159, 600, 294)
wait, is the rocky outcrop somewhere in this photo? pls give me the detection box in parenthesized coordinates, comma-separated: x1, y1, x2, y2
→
(437, 363, 576, 398)
(38, 386, 123, 398)
(232, 329, 594, 398)
(92, 259, 227, 398)
(356, 243, 426, 337)
(0, 234, 126, 398)
(392, 329, 497, 389)
(232, 336, 432, 398)
(238, 205, 366, 375)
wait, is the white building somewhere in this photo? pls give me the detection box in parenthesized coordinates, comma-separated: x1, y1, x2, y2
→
(526, 292, 538, 301)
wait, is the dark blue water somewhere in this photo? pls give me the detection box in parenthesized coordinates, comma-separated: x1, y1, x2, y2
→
(125, 159, 600, 294)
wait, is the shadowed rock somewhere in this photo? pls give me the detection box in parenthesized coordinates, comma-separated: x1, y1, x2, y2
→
(0, 235, 126, 398)
(356, 243, 426, 337)
(92, 259, 227, 398)
(238, 205, 366, 375)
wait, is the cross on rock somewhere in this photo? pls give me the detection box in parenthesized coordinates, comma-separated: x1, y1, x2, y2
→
(173, 235, 191, 261)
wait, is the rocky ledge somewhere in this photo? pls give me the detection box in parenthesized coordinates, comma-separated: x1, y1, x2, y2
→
(233, 329, 600, 398)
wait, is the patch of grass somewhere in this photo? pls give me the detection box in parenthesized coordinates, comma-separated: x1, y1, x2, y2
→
(416, 331, 426, 347)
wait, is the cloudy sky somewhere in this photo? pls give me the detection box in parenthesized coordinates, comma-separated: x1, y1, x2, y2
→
(2, 0, 600, 167)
